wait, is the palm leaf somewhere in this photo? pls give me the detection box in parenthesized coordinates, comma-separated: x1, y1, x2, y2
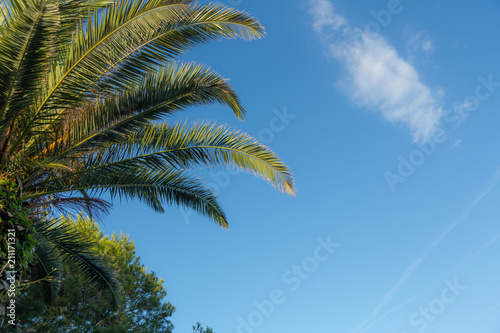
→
(35, 218, 121, 309)
(8, 1, 264, 154)
(128, 122, 296, 195)
(0, 0, 59, 138)
(26, 165, 229, 227)
(32, 237, 63, 305)
(50, 122, 295, 195)
(45, 62, 246, 161)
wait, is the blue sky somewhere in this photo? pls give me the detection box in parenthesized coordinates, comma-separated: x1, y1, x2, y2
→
(101, 1, 500, 332)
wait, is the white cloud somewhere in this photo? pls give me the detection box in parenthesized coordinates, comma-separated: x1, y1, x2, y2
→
(309, 0, 443, 142)
(308, 0, 347, 33)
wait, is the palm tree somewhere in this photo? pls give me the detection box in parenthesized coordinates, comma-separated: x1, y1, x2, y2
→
(0, 0, 295, 322)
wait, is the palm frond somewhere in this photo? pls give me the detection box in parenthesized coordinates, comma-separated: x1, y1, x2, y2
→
(57, 122, 296, 195)
(32, 237, 63, 305)
(130, 122, 296, 195)
(9, 1, 263, 153)
(0, 0, 33, 27)
(45, 62, 246, 160)
(0, 0, 59, 138)
(29, 196, 112, 219)
(27, 166, 229, 227)
(35, 218, 121, 309)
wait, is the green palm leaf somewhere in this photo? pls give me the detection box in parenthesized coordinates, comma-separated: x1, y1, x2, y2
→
(37, 62, 247, 161)
(0, 0, 59, 137)
(70, 121, 295, 195)
(35, 218, 121, 309)
(31, 237, 63, 305)
(27, 166, 229, 227)
(7, 1, 264, 155)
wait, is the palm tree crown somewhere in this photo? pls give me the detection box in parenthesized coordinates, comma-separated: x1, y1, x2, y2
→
(0, 0, 295, 314)
(0, 0, 295, 227)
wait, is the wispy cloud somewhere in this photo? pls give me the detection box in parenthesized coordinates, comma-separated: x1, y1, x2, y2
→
(351, 165, 500, 333)
(404, 29, 435, 64)
(406, 30, 434, 53)
(309, 0, 346, 33)
(308, 0, 443, 142)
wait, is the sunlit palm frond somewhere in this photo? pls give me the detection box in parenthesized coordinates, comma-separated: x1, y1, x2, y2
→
(45, 62, 246, 160)
(0, 0, 59, 137)
(76, 122, 296, 195)
(9, 1, 263, 154)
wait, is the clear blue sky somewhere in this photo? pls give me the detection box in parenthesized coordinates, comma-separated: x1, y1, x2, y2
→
(101, 1, 500, 332)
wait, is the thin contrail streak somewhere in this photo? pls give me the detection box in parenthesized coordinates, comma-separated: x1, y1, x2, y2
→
(351, 166, 500, 333)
